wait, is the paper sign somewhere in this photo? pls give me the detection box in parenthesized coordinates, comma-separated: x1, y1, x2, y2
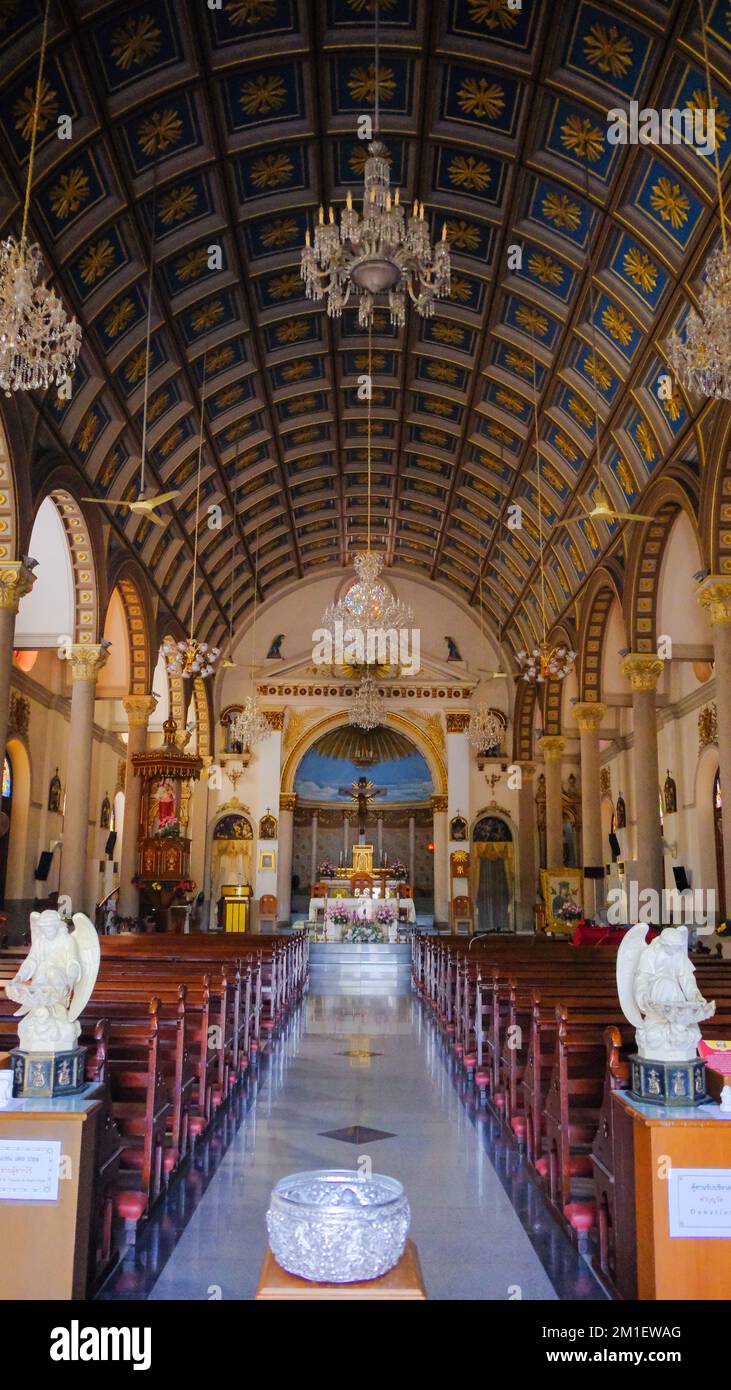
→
(668, 1167, 731, 1238)
(0, 1139, 61, 1201)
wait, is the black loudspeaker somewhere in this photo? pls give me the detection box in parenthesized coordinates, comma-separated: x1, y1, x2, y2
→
(105, 831, 117, 858)
(35, 850, 54, 881)
(673, 865, 690, 892)
(609, 832, 621, 858)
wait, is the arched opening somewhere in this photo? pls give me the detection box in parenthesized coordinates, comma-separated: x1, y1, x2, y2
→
(210, 812, 254, 929)
(472, 814, 514, 934)
(0, 752, 13, 906)
(15, 497, 75, 647)
(4, 737, 30, 905)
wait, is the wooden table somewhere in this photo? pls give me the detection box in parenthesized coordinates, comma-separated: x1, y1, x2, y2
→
(256, 1239, 426, 1300)
(615, 1092, 731, 1300)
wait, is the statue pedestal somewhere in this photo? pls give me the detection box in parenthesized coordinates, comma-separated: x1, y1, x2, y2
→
(630, 1053, 707, 1107)
(11, 1046, 87, 1099)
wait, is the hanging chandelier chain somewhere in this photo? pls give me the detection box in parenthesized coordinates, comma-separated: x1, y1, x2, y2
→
(139, 164, 159, 499)
(583, 156, 606, 492)
(20, 0, 50, 245)
(189, 352, 208, 643)
(374, 0, 380, 139)
(530, 337, 548, 644)
(699, 0, 728, 253)
(367, 318, 373, 554)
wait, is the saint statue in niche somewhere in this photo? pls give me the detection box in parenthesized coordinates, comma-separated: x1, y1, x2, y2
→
(99, 794, 111, 830)
(149, 778, 177, 833)
(615, 792, 626, 829)
(664, 770, 677, 815)
(48, 768, 62, 814)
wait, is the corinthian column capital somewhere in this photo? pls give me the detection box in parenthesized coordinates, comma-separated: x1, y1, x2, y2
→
(123, 694, 157, 728)
(573, 701, 606, 733)
(539, 735, 565, 762)
(698, 576, 731, 625)
(69, 643, 109, 683)
(621, 653, 665, 691)
(279, 792, 297, 813)
(0, 560, 36, 612)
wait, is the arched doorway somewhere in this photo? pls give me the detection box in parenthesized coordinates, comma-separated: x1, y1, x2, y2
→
(209, 812, 254, 928)
(715, 769, 725, 921)
(472, 815, 515, 934)
(0, 753, 12, 906)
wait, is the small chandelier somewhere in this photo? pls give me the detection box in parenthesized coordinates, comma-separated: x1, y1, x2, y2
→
(162, 636, 220, 679)
(0, 1, 81, 394)
(301, 148, 450, 328)
(232, 695, 271, 752)
(666, 245, 731, 399)
(468, 705, 503, 753)
(349, 674, 385, 732)
(516, 639, 576, 684)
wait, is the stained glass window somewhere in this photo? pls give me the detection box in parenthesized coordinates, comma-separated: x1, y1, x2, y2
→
(715, 769, 722, 811)
(1, 757, 11, 800)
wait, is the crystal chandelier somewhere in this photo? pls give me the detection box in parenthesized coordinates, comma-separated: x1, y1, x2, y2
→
(666, 245, 731, 398)
(300, 3, 449, 327)
(162, 636, 220, 679)
(301, 148, 450, 328)
(321, 549, 413, 667)
(349, 674, 385, 732)
(516, 640, 577, 684)
(666, 0, 730, 399)
(0, 1, 81, 394)
(467, 705, 503, 753)
(232, 695, 271, 751)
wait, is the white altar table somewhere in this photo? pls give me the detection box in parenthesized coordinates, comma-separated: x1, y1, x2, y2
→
(308, 895, 416, 925)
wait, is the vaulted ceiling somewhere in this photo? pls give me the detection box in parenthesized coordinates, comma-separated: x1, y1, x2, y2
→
(0, 0, 725, 656)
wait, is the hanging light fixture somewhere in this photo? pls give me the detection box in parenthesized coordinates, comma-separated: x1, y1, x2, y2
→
(231, 527, 271, 752)
(516, 344, 576, 684)
(320, 321, 413, 685)
(162, 356, 220, 680)
(300, 1, 450, 327)
(349, 674, 385, 732)
(468, 572, 505, 752)
(666, 0, 731, 398)
(0, 0, 81, 393)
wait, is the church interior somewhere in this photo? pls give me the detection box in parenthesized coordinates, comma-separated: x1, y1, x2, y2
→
(2, 0, 731, 1322)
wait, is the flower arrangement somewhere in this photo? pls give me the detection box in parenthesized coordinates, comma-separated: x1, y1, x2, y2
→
(318, 859, 337, 879)
(327, 903, 351, 928)
(158, 818, 183, 840)
(389, 859, 408, 881)
(557, 902, 582, 923)
(343, 922, 384, 944)
(375, 903, 396, 927)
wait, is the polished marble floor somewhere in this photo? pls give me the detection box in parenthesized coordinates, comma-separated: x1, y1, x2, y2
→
(136, 987, 603, 1301)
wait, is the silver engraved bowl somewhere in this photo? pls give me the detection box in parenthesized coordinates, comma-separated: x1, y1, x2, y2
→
(266, 1169, 410, 1283)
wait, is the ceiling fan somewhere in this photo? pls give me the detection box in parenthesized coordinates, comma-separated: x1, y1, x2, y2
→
(81, 488, 180, 525)
(560, 483, 654, 529)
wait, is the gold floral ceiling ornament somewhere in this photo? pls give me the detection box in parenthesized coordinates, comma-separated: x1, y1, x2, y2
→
(667, 0, 731, 399)
(300, 1, 449, 327)
(0, 0, 81, 393)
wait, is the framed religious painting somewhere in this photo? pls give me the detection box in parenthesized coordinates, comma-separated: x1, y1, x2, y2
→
(539, 868, 583, 936)
(258, 850, 276, 871)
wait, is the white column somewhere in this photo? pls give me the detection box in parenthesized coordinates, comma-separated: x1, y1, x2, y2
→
(310, 809, 318, 888)
(573, 703, 607, 916)
(622, 655, 664, 901)
(254, 712, 283, 902)
(118, 694, 156, 917)
(539, 735, 565, 868)
(277, 792, 296, 924)
(0, 563, 36, 762)
(432, 794, 449, 926)
(376, 813, 383, 863)
(62, 644, 109, 915)
(342, 812, 349, 863)
(408, 813, 415, 883)
(699, 580, 731, 917)
(517, 763, 536, 932)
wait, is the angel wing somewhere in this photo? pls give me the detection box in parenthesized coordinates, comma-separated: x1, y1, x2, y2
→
(68, 912, 100, 1022)
(10, 912, 43, 1018)
(616, 922, 648, 1029)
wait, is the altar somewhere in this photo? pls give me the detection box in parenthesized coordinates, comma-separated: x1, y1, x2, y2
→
(308, 895, 416, 925)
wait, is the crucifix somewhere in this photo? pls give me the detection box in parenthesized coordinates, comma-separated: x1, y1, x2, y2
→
(338, 775, 386, 842)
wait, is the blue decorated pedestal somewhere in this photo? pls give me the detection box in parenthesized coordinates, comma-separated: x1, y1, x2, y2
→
(11, 1046, 87, 1099)
(630, 1054, 707, 1107)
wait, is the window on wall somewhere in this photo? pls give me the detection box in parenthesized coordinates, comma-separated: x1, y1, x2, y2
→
(1, 757, 11, 801)
(715, 769, 722, 811)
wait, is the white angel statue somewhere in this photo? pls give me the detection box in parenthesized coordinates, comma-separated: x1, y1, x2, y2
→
(5, 910, 100, 1053)
(617, 924, 715, 1061)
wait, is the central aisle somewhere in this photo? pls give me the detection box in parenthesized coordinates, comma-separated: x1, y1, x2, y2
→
(149, 989, 563, 1301)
